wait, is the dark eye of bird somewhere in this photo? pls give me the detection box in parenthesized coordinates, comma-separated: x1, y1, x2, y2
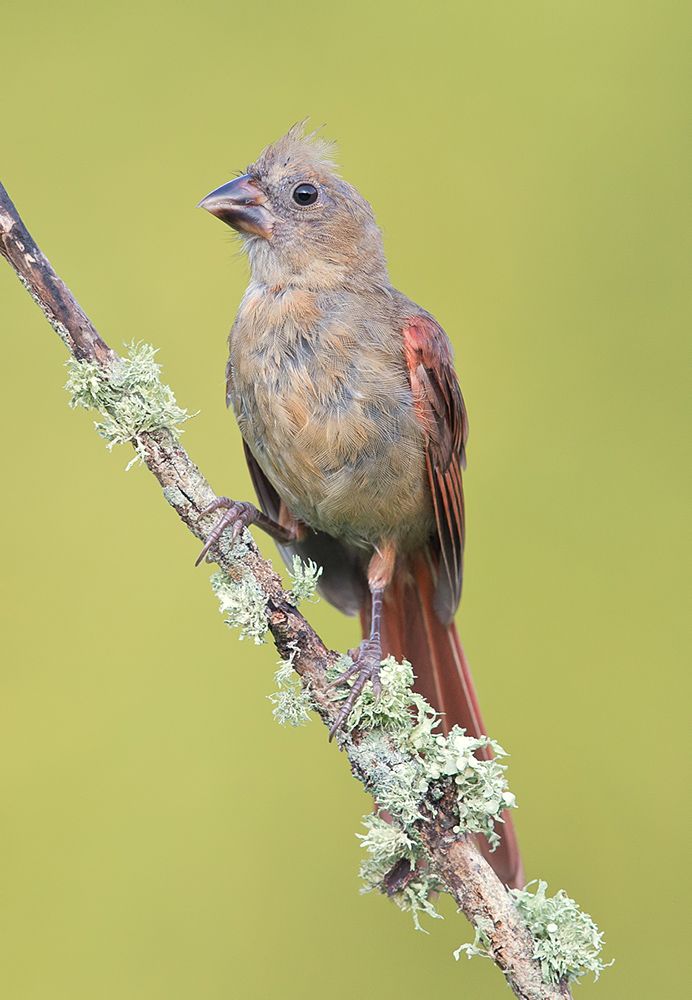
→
(292, 183, 318, 206)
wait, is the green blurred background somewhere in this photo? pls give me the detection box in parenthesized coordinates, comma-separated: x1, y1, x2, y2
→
(1, 2, 689, 997)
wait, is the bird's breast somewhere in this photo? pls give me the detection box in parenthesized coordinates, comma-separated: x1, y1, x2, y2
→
(227, 287, 433, 547)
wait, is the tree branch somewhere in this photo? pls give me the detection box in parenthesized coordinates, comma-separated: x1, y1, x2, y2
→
(0, 181, 571, 1000)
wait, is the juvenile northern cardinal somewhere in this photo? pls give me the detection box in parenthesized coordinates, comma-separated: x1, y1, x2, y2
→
(198, 124, 523, 887)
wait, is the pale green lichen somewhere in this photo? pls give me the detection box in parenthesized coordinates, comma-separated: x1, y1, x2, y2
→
(453, 916, 495, 962)
(208, 545, 318, 710)
(393, 872, 445, 932)
(65, 341, 191, 468)
(426, 729, 516, 851)
(210, 567, 267, 644)
(358, 813, 419, 883)
(268, 644, 313, 726)
(268, 686, 313, 726)
(274, 647, 299, 688)
(286, 555, 323, 604)
(375, 756, 432, 827)
(209, 539, 312, 714)
(510, 881, 611, 985)
(357, 814, 443, 932)
(336, 656, 428, 735)
(349, 729, 429, 827)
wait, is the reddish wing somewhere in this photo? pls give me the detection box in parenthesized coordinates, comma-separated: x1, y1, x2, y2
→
(403, 315, 468, 623)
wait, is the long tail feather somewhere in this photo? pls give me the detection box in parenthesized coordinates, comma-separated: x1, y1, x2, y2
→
(362, 554, 524, 889)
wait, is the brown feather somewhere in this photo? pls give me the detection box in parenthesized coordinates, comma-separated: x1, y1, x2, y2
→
(403, 315, 468, 622)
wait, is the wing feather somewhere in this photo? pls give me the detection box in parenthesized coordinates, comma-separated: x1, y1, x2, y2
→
(403, 316, 468, 622)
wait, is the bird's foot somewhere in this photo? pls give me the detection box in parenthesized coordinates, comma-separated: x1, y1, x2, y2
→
(195, 497, 258, 566)
(328, 638, 383, 740)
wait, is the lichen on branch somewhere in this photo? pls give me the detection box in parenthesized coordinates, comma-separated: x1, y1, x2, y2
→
(286, 554, 323, 604)
(358, 812, 445, 931)
(209, 530, 269, 644)
(268, 643, 314, 726)
(65, 340, 191, 468)
(454, 881, 611, 986)
(510, 881, 612, 985)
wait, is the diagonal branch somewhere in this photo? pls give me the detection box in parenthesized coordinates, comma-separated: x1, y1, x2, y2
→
(0, 181, 571, 1000)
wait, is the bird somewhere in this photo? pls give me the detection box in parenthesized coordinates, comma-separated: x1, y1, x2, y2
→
(197, 123, 523, 888)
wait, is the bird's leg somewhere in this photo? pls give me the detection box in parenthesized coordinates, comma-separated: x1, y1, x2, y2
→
(328, 586, 384, 739)
(328, 541, 396, 739)
(195, 497, 299, 567)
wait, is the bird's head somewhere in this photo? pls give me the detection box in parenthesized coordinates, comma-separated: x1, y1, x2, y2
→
(199, 123, 388, 291)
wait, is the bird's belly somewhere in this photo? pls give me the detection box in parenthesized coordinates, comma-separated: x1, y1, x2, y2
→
(277, 443, 432, 549)
(233, 362, 433, 549)
(262, 435, 432, 549)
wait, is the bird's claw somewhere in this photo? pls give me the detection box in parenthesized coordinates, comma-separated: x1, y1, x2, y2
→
(328, 639, 382, 740)
(195, 497, 256, 566)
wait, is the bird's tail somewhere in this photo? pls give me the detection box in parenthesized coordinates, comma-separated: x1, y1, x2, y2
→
(361, 552, 524, 889)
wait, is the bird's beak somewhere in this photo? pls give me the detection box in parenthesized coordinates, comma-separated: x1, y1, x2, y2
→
(197, 174, 273, 239)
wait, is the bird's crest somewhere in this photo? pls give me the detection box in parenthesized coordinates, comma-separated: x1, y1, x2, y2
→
(251, 121, 338, 180)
